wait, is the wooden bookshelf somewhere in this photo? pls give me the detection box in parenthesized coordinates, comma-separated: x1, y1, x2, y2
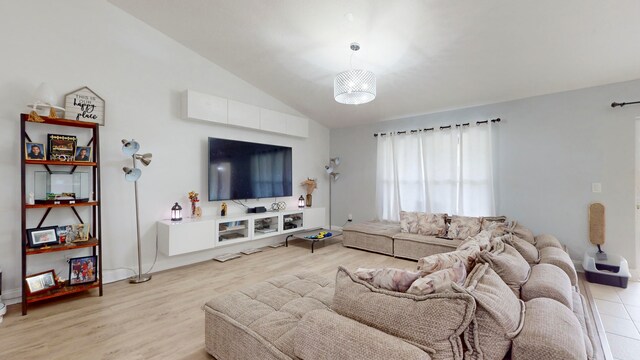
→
(26, 281, 100, 304)
(26, 201, 98, 209)
(21, 113, 103, 315)
(26, 238, 99, 255)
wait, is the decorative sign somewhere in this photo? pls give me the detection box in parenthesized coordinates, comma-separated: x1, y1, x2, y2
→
(64, 86, 105, 125)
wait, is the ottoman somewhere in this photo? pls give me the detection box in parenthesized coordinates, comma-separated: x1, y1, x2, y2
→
(204, 272, 334, 360)
(342, 221, 400, 255)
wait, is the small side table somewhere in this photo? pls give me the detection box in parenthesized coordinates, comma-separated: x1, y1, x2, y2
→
(285, 228, 342, 253)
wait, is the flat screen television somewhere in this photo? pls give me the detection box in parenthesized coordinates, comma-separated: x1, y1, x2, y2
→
(208, 137, 292, 201)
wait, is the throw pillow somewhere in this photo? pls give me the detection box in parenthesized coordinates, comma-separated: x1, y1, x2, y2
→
(400, 211, 419, 233)
(416, 213, 447, 236)
(354, 268, 421, 292)
(408, 260, 467, 295)
(418, 247, 479, 274)
(333, 266, 476, 360)
(457, 230, 492, 252)
(477, 240, 531, 297)
(454, 263, 525, 360)
(446, 215, 482, 240)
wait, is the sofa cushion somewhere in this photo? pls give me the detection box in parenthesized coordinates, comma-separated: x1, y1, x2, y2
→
(342, 220, 399, 255)
(477, 240, 531, 297)
(507, 221, 535, 244)
(502, 233, 540, 264)
(512, 298, 587, 360)
(572, 292, 595, 360)
(332, 266, 476, 360)
(295, 309, 432, 360)
(400, 212, 448, 236)
(539, 247, 578, 286)
(204, 272, 334, 359)
(454, 263, 525, 360)
(446, 215, 482, 240)
(521, 264, 573, 310)
(354, 268, 421, 292)
(457, 230, 492, 252)
(534, 234, 563, 250)
(393, 233, 462, 260)
(408, 260, 467, 295)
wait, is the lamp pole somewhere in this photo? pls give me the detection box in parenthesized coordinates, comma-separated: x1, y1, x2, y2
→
(130, 157, 150, 283)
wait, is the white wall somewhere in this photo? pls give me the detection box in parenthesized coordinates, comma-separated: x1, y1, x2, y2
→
(0, 0, 329, 302)
(331, 79, 640, 269)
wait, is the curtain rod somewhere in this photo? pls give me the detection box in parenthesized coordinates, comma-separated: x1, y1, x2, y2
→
(373, 118, 501, 137)
(611, 101, 640, 108)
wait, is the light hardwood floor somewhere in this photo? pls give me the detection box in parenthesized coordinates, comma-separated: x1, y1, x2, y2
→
(0, 238, 414, 360)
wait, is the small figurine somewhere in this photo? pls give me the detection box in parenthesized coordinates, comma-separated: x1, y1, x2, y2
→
(221, 202, 227, 216)
(28, 192, 35, 205)
(195, 206, 202, 218)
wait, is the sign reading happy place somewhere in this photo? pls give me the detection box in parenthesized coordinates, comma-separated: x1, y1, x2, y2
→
(64, 86, 105, 125)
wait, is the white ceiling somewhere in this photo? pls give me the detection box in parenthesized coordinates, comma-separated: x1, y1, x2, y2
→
(110, 0, 640, 128)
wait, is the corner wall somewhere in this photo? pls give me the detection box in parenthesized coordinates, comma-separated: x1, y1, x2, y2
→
(331, 79, 640, 268)
(0, 0, 329, 302)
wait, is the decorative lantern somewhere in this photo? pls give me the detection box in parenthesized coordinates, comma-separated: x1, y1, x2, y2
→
(298, 196, 305, 209)
(171, 202, 182, 222)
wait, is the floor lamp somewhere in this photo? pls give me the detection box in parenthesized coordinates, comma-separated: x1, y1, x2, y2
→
(121, 139, 153, 284)
(324, 157, 340, 230)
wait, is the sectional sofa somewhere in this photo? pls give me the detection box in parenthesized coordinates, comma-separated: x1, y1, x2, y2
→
(203, 216, 601, 360)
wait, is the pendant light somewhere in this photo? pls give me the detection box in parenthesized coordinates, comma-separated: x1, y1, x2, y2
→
(334, 42, 376, 105)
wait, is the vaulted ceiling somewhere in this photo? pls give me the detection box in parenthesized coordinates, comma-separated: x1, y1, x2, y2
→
(110, 0, 640, 128)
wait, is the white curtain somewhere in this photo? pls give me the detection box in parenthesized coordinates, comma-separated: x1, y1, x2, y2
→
(375, 124, 495, 221)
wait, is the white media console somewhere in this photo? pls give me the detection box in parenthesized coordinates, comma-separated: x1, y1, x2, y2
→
(158, 207, 325, 256)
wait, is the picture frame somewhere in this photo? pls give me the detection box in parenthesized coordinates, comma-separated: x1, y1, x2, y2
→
(69, 255, 97, 285)
(25, 270, 57, 295)
(71, 223, 91, 242)
(25, 142, 46, 161)
(74, 146, 92, 162)
(56, 225, 73, 243)
(26, 226, 59, 248)
(47, 134, 77, 162)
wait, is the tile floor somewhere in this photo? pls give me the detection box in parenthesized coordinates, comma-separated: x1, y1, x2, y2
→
(587, 280, 640, 360)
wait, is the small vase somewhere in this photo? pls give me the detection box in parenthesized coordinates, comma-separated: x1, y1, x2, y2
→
(191, 201, 197, 217)
(305, 194, 312, 207)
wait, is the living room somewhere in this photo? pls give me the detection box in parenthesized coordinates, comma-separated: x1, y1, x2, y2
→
(1, 1, 640, 359)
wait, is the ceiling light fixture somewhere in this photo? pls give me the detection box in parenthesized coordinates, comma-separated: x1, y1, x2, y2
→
(334, 42, 376, 105)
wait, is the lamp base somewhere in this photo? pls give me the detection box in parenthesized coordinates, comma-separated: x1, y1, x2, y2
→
(129, 274, 152, 284)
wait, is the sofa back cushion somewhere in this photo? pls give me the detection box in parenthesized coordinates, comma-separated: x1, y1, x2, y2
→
(507, 221, 535, 244)
(477, 240, 531, 297)
(446, 216, 482, 240)
(400, 211, 447, 236)
(417, 247, 478, 274)
(332, 266, 476, 360)
(454, 263, 525, 360)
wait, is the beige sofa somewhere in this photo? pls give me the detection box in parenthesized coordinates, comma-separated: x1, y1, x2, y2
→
(204, 232, 600, 360)
(342, 220, 463, 260)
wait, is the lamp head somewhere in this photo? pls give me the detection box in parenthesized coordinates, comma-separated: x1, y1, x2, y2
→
(325, 165, 333, 174)
(122, 167, 142, 182)
(121, 139, 140, 156)
(331, 157, 341, 166)
(135, 153, 152, 166)
(332, 173, 340, 181)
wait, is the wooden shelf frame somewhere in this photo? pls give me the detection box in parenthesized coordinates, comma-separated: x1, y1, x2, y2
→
(20, 113, 103, 315)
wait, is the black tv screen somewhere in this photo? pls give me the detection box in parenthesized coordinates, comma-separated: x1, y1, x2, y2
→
(208, 137, 292, 201)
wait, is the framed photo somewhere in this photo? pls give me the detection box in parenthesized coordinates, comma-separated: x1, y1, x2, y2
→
(26, 226, 59, 248)
(25, 270, 57, 295)
(69, 255, 97, 285)
(71, 223, 91, 242)
(25, 142, 46, 160)
(47, 134, 77, 161)
(74, 146, 92, 162)
(56, 225, 73, 243)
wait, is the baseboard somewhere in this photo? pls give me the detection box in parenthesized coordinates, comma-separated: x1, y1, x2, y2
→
(1, 288, 22, 306)
(103, 268, 136, 284)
